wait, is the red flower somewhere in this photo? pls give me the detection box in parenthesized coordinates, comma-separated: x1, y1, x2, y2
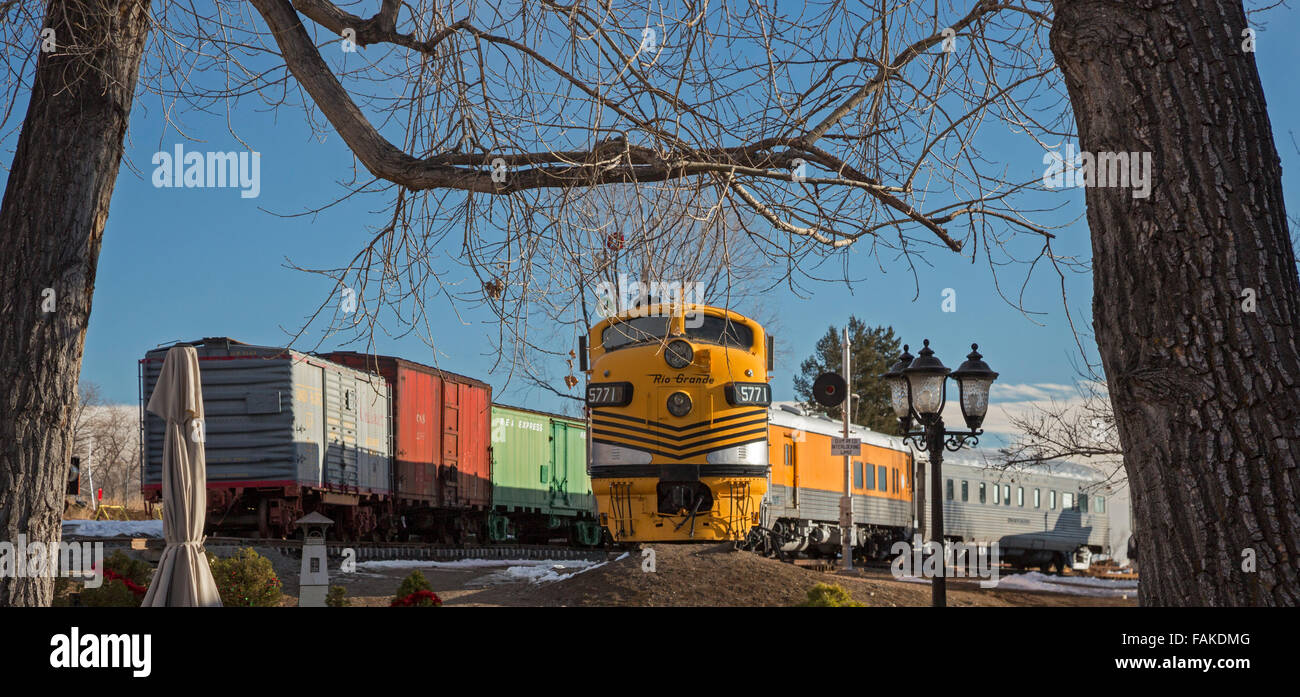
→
(390, 589, 442, 607)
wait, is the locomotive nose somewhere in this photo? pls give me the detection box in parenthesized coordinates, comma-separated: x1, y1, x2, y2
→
(657, 481, 713, 515)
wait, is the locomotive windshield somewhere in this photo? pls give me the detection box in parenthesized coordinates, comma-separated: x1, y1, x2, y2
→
(601, 313, 754, 351)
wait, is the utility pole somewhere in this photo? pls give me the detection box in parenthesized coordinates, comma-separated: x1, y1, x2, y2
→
(841, 327, 853, 571)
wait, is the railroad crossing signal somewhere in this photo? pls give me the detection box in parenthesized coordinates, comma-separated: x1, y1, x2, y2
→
(812, 372, 847, 408)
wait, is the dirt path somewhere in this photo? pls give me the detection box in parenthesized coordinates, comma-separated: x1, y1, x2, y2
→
(311, 543, 1137, 607)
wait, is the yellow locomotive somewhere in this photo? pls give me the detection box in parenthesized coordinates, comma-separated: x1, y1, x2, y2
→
(582, 303, 772, 542)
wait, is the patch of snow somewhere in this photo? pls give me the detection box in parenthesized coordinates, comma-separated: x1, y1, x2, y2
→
(356, 557, 602, 571)
(62, 520, 163, 538)
(992, 571, 1137, 597)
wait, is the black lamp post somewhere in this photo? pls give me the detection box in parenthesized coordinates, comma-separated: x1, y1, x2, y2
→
(881, 340, 997, 607)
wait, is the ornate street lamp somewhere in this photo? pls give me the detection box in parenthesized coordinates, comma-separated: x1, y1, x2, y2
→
(881, 339, 997, 608)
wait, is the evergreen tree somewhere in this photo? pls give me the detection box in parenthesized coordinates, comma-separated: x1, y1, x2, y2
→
(792, 318, 901, 434)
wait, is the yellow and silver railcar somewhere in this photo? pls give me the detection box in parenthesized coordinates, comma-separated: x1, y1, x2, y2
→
(582, 304, 773, 542)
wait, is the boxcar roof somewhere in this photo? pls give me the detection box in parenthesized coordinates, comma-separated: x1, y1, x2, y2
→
(492, 402, 586, 426)
(323, 351, 491, 388)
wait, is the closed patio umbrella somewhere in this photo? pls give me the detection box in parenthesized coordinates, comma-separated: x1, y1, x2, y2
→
(141, 345, 222, 607)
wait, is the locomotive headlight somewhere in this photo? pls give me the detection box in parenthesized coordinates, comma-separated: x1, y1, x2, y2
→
(664, 339, 693, 369)
(666, 391, 692, 417)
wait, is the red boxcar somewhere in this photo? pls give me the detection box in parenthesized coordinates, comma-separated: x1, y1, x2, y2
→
(323, 353, 492, 527)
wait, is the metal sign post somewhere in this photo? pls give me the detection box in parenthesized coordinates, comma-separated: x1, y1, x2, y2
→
(841, 327, 853, 571)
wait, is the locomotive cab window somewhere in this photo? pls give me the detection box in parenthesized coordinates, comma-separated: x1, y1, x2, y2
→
(600, 313, 755, 351)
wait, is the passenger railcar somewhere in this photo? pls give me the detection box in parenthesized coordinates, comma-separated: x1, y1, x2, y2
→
(140, 338, 393, 539)
(762, 404, 914, 558)
(583, 304, 773, 543)
(921, 456, 1113, 571)
(489, 405, 601, 546)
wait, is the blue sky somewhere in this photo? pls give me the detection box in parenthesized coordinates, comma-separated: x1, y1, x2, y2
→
(7, 6, 1299, 449)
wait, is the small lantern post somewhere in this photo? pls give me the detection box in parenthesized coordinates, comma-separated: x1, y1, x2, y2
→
(295, 512, 334, 607)
(881, 341, 997, 608)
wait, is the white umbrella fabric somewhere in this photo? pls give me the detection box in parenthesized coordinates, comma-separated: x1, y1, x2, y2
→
(141, 345, 222, 607)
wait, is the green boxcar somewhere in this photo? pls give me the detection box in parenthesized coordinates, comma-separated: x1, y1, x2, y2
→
(490, 405, 600, 545)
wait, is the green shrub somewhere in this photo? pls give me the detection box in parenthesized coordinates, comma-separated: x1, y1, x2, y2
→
(208, 548, 282, 607)
(326, 585, 350, 608)
(799, 582, 864, 607)
(391, 570, 441, 607)
(80, 550, 152, 607)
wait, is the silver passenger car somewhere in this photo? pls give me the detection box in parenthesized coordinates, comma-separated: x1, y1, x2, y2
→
(921, 455, 1112, 571)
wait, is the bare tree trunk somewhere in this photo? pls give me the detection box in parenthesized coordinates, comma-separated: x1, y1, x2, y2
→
(0, 0, 150, 606)
(1051, 0, 1300, 605)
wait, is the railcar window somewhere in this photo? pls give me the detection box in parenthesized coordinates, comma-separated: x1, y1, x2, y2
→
(1034, 488, 1041, 508)
(1080, 493, 1089, 513)
(979, 482, 986, 504)
(992, 484, 1000, 504)
(686, 314, 755, 349)
(865, 465, 875, 490)
(878, 465, 887, 493)
(853, 461, 864, 489)
(1063, 492, 1075, 510)
(601, 316, 671, 350)
(1003, 484, 1011, 506)
(1050, 490, 1057, 510)
(946, 479, 954, 500)
(961, 481, 969, 502)
(893, 469, 899, 493)
(1095, 496, 1105, 513)
(1017, 487, 1024, 507)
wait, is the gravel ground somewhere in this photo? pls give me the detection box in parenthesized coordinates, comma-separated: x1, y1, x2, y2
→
(284, 543, 1138, 607)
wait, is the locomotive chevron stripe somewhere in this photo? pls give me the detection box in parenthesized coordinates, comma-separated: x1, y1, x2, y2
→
(590, 413, 768, 442)
(590, 408, 766, 433)
(591, 435, 769, 462)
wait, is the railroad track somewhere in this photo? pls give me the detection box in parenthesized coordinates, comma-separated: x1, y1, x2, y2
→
(63, 535, 613, 563)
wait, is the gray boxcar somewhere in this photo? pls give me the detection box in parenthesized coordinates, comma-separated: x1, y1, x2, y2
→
(140, 338, 392, 537)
